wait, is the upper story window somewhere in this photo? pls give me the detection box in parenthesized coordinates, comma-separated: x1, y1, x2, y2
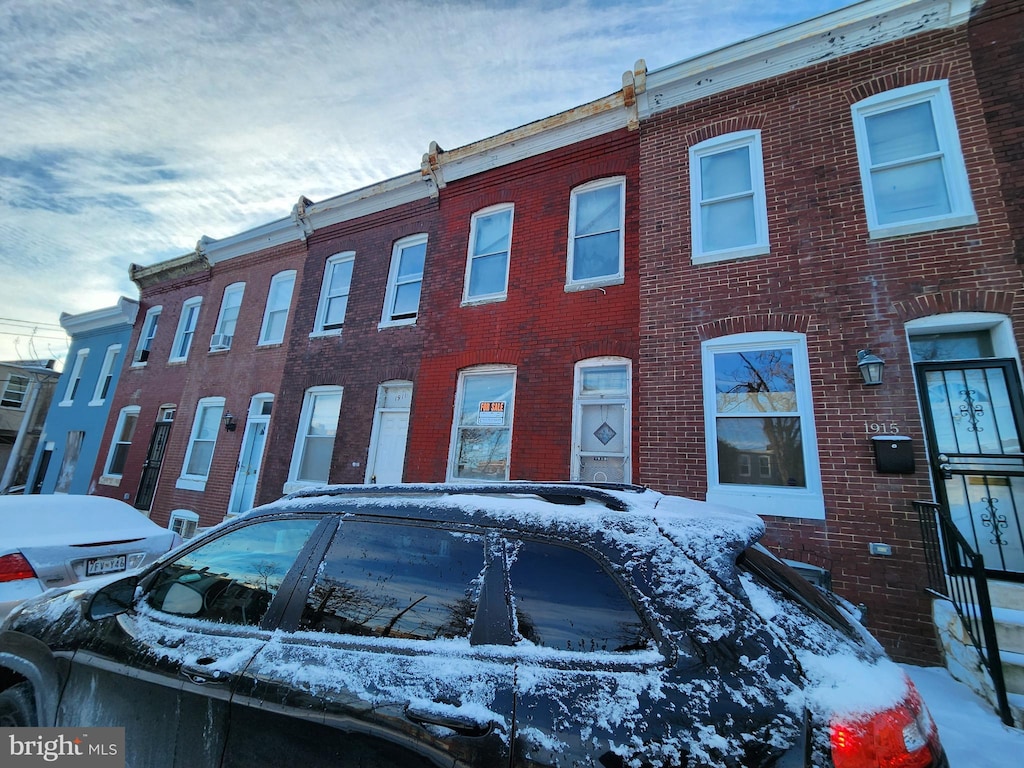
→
(258, 270, 296, 345)
(448, 366, 516, 482)
(312, 253, 354, 336)
(851, 80, 976, 239)
(702, 332, 823, 519)
(566, 177, 625, 291)
(286, 385, 343, 490)
(59, 349, 89, 406)
(89, 344, 122, 406)
(690, 131, 769, 263)
(464, 206, 513, 304)
(132, 305, 161, 366)
(381, 235, 427, 326)
(210, 283, 244, 351)
(1, 374, 29, 409)
(169, 297, 202, 363)
(177, 396, 224, 491)
(102, 405, 140, 479)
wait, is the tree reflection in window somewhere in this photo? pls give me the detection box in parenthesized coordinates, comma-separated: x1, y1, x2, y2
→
(714, 348, 805, 488)
(146, 518, 320, 626)
(299, 523, 485, 641)
(508, 540, 650, 653)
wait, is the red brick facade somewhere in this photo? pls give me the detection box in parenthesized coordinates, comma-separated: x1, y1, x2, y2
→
(637, 24, 1020, 662)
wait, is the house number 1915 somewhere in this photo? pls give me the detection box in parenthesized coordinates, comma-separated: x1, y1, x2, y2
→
(866, 422, 900, 434)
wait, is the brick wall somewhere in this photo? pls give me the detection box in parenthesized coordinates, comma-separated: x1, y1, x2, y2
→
(637, 26, 1020, 663)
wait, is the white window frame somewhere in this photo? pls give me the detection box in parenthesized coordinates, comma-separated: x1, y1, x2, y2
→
(285, 385, 344, 492)
(566, 177, 625, 292)
(447, 365, 517, 482)
(311, 252, 355, 337)
(89, 344, 122, 406)
(701, 332, 824, 519)
(168, 509, 200, 540)
(133, 305, 161, 366)
(258, 270, 296, 345)
(101, 405, 140, 481)
(210, 282, 244, 351)
(1, 374, 29, 409)
(571, 357, 631, 484)
(169, 297, 202, 363)
(381, 234, 428, 326)
(689, 130, 770, 263)
(463, 205, 514, 305)
(176, 396, 225, 491)
(851, 80, 977, 239)
(59, 348, 90, 406)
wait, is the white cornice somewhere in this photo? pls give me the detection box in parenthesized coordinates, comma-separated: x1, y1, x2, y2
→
(59, 296, 139, 335)
(199, 215, 306, 265)
(303, 172, 436, 231)
(639, 0, 985, 120)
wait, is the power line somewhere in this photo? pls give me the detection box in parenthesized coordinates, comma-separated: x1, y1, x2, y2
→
(0, 317, 65, 330)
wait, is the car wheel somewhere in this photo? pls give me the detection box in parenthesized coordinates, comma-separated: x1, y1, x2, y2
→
(0, 682, 37, 727)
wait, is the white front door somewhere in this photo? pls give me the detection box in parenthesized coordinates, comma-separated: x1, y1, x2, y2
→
(366, 383, 412, 484)
(229, 406, 271, 516)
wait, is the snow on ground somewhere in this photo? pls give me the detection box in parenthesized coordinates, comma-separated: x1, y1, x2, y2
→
(903, 664, 1024, 767)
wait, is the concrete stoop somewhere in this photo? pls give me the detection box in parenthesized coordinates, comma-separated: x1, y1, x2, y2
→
(933, 582, 1024, 728)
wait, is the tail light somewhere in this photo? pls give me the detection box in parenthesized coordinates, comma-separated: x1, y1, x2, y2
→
(0, 552, 37, 582)
(830, 678, 942, 768)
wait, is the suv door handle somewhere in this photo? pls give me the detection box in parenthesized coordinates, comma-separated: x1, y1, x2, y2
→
(180, 658, 229, 685)
(404, 705, 494, 738)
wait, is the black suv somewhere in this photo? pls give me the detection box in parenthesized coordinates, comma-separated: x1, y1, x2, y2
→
(0, 483, 946, 767)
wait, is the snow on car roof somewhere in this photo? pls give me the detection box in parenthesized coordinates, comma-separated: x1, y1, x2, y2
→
(0, 494, 168, 550)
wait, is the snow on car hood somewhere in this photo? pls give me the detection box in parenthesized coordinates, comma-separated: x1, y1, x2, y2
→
(1, 495, 171, 551)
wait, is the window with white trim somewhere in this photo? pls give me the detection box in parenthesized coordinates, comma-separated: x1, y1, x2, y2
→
(103, 405, 140, 478)
(312, 253, 355, 336)
(851, 80, 976, 238)
(169, 297, 202, 362)
(60, 348, 89, 406)
(177, 396, 224, 491)
(572, 358, 631, 483)
(464, 206, 513, 304)
(566, 177, 625, 291)
(168, 509, 200, 540)
(381, 235, 427, 325)
(702, 332, 823, 519)
(258, 271, 296, 345)
(89, 344, 121, 406)
(133, 305, 161, 365)
(287, 386, 343, 489)
(448, 367, 516, 482)
(690, 131, 769, 262)
(210, 283, 244, 351)
(1, 374, 29, 409)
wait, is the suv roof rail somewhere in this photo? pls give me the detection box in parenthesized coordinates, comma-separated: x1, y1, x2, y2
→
(283, 481, 650, 512)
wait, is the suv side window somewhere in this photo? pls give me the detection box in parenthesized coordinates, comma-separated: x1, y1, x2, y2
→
(146, 518, 321, 626)
(298, 522, 485, 641)
(508, 540, 651, 653)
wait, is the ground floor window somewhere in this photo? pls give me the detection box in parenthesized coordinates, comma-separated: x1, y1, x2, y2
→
(572, 358, 630, 483)
(169, 509, 200, 539)
(103, 406, 140, 479)
(449, 367, 516, 481)
(702, 332, 823, 519)
(287, 386, 343, 490)
(177, 396, 225, 491)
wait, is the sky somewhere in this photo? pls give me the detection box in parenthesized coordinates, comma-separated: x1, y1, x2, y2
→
(0, 0, 857, 366)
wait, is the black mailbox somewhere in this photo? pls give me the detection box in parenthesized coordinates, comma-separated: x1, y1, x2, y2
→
(871, 435, 915, 474)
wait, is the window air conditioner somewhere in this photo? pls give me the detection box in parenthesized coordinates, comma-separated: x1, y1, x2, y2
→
(209, 333, 233, 351)
(132, 349, 150, 364)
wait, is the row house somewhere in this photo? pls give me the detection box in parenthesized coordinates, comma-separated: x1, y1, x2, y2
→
(86, 0, 1021, 670)
(634, 0, 1021, 664)
(0, 359, 59, 492)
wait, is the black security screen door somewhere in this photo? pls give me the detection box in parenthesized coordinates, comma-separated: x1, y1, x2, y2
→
(135, 421, 171, 511)
(917, 360, 1024, 580)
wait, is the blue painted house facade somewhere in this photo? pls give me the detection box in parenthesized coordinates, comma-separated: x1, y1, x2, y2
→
(29, 298, 139, 495)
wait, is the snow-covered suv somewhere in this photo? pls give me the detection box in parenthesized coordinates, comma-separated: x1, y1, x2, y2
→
(0, 483, 946, 767)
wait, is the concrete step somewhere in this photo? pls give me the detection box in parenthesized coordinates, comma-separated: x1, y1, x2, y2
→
(993, 606, 1024, 655)
(1002, 649, 1024, 697)
(1010, 692, 1024, 729)
(988, 581, 1024, 612)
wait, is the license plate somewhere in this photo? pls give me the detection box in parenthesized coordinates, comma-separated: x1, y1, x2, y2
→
(86, 555, 127, 576)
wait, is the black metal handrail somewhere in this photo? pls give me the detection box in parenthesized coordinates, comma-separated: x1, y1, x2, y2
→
(915, 500, 1015, 727)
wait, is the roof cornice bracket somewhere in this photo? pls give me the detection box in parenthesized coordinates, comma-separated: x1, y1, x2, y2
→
(291, 195, 315, 240)
(421, 141, 446, 197)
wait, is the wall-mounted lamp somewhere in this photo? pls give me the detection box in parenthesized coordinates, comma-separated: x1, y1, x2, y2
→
(857, 349, 885, 386)
(223, 412, 237, 432)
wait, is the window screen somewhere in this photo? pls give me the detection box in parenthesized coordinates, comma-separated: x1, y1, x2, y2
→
(299, 522, 485, 641)
(508, 540, 650, 653)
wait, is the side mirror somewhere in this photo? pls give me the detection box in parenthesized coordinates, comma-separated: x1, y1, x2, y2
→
(86, 576, 140, 621)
